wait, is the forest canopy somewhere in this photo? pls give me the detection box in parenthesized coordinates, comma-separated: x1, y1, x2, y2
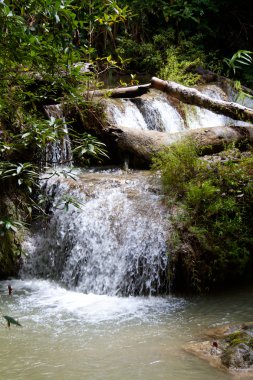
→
(1, 0, 253, 81)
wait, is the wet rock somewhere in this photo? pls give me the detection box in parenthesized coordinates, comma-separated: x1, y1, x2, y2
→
(221, 343, 253, 369)
(184, 322, 253, 376)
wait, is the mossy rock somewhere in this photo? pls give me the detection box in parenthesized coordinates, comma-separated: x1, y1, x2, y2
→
(226, 331, 249, 346)
(184, 322, 253, 374)
(221, 329, 253, 369)
(221, 343, 253, 369)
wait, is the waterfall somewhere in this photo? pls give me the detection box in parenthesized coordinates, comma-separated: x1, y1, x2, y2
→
(183, 86, 230, 129)
(43, 104, 73, 166)
(23, 170, 169, 296)
(23, 83, 252, 298)
(131, 96, 185, 132)
(106, 92, 185, 132)
(106, 86, 252, 132)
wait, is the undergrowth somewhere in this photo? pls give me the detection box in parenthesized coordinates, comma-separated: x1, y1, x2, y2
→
(152, 140, 253, 293)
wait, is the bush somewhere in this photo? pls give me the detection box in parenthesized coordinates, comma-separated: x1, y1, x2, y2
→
(152, 141, 253, 293)
(159, 47, 202, 86)
(116, 37, 163, 73)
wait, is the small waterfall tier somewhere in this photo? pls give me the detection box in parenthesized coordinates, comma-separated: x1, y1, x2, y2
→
(43, 104, 73, 166)
(107, 93, 185, 132)
(23, 170, 169, 296)
(106, 86, 252, 132)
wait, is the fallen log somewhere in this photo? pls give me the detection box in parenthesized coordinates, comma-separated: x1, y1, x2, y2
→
(106, 124, 253, 166)
(87, 83, 151, 99)
(150, 77, 253, 124)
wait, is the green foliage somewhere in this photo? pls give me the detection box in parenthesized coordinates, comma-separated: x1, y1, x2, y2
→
(0, 162, 38, 193)
(116, 37, 164, 73)
(0, 218, 25, 236)
(71, 131, 109, 164)
(153, 142, 253, 293)
(159, 48, 201, 86)
(224, 50, 253, 90)
(158, 37, 207, 85)
(20, 117, 69, 150)
(225, 50, 253, 75)
(152, 139, 199, 198)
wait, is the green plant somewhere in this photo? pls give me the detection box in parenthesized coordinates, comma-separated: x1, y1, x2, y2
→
(0, 218, 25, 236)
(0, 162, 38, 193)
(152, 141, 253, 293)
(71, 130, 109, 164)
(159, 48, 202, 86)
(224, 50, 253, 89)
(225, 50, 253, 75)
(152, 139, 199, 198)
(20, 116, 69, 150)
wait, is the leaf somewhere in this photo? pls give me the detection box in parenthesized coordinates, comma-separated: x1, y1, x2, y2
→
(55, 13, 60, 23)
(16, 165, 23, 175)
(21, 132, 31, 139)
(9, 224, 18, 232)
(3, 315, 22, 327)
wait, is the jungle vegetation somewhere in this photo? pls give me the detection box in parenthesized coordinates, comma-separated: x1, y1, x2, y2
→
(1, 0, 253, 286)
(152, 141, 253, 293)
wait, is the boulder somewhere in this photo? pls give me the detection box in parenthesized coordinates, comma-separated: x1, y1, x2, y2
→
(184, 323, 253, 376)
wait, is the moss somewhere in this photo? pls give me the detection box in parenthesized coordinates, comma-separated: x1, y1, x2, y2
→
(248, 338, 253, 348)
(226, 331, 249, 346)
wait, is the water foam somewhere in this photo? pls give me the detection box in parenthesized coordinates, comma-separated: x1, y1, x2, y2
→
(22, 171, 169, 296)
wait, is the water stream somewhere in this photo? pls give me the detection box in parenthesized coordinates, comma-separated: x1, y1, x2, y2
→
(22, 170, 169, 296)
(43, 105, 73, 166)
(2, 87, 253, 379)
(106, 87, 252, 132)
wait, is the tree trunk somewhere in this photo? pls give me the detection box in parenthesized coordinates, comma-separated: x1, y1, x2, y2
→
(105, 124, 253, 167)
(150, 77, 253, 124)
(87, 83, 151, 99)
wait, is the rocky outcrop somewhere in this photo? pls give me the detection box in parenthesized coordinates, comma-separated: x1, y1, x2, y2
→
(184, 323, 253, 376)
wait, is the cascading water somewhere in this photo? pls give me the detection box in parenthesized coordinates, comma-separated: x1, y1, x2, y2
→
(43, 104, 73, 166)
(106, 86, 252, 132)
(107, 92, 185, 132)
(23, 170, 169, 296)
(183, 85, 230, 129)
(24, 83, 253, 297)
(131, 96, 185, 132)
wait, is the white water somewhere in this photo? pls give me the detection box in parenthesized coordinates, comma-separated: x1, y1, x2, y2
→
(43, 104, 73, 166)
(183, 86, 230, 129)
(23, 170, 169, 296)
(107, 93, 184, 132)
(106, 86, 252, 132)
(107, 100, 148, 130)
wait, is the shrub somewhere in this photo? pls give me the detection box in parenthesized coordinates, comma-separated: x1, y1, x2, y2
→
(152, 141, 253, 293)
(159, 47, 202, 86)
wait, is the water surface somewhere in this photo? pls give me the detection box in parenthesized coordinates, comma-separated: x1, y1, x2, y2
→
(1, 280, 253, 380)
